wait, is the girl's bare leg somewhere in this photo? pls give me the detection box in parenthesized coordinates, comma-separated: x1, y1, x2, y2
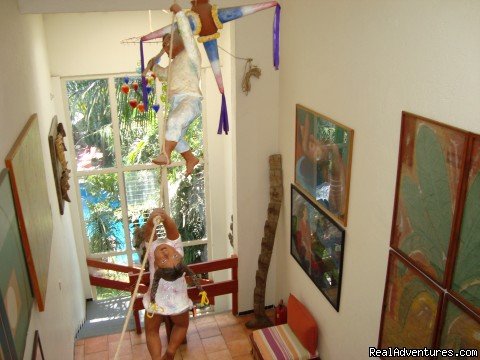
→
(180, 150, 199, 176)
(145, 313, 164, 360)
(161, 310, 189, 360)
(152, 140, 177, 165)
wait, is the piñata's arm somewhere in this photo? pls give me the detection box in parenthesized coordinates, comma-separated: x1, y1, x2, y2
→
(141, 23, 175, 41)
(176, 11, 201, 66)
(216, 1, 278, 24)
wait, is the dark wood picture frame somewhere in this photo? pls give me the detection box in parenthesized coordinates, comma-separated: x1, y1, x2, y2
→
(5, 114, 53, 312)
(380, 112, 480, 354)
(290, 184, 345, 311)
(448, 133, 480, 316)
(390, 112, 469, 287)
(377, 250, 444, 357)
(294, 104, 354, 227)
(31, 331, 44, 360)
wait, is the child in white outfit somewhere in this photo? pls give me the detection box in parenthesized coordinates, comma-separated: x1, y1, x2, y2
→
(144, 5, 201, 176)
(139, 207, 193, 360)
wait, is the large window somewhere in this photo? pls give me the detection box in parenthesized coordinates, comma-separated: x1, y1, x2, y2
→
(63, 74, 208, 279)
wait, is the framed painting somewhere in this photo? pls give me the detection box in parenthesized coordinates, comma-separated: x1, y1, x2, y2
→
(391, 112, 469, 286)
(0, 295, 16, 360)
(5, 114, 53, 312)
(450, 134, 480, 315)
(378, 251, 443, 358)
(0, 169, 33, 360)
(31, 331, 45, 360)
(291, 184, 345, 311)
(437, 294, 480, 358)
(295, 104, 354, 227)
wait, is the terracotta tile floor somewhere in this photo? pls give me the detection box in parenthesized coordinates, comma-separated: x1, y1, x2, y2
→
(74, 310, 274, 360)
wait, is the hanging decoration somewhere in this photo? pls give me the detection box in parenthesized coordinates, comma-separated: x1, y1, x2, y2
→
(139, 0, 281, 134)
(121, 83, 130, 94)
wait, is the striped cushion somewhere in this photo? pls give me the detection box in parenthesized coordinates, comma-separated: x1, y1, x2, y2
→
(252, 324, 314, 360)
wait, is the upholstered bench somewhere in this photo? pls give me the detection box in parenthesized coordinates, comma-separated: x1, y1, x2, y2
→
(250, 294, 319, 360)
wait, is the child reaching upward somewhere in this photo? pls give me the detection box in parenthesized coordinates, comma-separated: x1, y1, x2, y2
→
(138, 208, 199, 360)
(143, 3, 201, 176)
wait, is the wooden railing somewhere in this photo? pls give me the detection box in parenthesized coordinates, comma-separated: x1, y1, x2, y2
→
(87, 258, 140, 292)
(86, 255, 239, 333)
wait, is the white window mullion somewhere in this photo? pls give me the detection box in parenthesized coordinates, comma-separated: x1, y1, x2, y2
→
(161, 166, 170, 212)
(61, 78, 93, 259)
(108, 77, 133, 266)
(200, 68, 212, 262)
(182, 239, 208, 248)
(155, 81, 170, 211)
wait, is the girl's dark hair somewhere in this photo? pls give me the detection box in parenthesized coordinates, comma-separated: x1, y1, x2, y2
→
(150, 269, 162, 304)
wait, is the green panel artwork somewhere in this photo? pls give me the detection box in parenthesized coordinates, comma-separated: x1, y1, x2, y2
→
(452, 136, 480, 312)
(0, 169, 33, 359)
(379, 252, 441, 359)
(438, 297, 480, 358)
(392, 114, 467, 285)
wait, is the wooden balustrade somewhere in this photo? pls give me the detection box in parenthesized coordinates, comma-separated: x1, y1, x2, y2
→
(86, 255, 238, 334)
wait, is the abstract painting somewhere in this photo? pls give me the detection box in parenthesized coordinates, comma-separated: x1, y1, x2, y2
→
(451, 135, 480, 313)
(438, 295, 480, 356)
(5, 114, 53, 311)
(378, 251, 442, 357)
(295, 104, 354, 226)
(391, 112, 468, 286)
(291, 184, 345, 311)
(0, 169, 33, 359)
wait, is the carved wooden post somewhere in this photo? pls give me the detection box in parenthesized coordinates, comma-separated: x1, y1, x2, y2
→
(246, 154, 283, 329)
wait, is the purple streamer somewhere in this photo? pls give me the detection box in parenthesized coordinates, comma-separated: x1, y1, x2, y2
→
(273, 4, 281, 70)
(140, 40, 149, 110)
(217, 94, 229, 135)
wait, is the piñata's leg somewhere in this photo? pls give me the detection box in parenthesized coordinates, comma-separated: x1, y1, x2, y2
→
(217, 1, 278, 23)
(203, 39, 229, 134)
(203, 39, 224, 94)
(217, 1, 281, 69)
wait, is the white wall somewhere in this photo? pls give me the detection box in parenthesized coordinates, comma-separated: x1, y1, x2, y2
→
(233, 5, 280, 311)
(0, 0, 86, 359)
(277, 1, 480, 359)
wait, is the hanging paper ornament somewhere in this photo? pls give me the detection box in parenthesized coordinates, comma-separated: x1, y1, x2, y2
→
(124, 76, 130, 84)
(121, 84, 130, 94)
(132, 82, 139, 91)
(148, 77, 155, 86)
(129, 98, 138, 108)
(137, 102, 145, 112)
(146, 86, 152, 94)
(152, 104, 160, 113)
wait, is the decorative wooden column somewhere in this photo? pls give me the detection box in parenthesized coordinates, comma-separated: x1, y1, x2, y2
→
(246, 154, 283, 329)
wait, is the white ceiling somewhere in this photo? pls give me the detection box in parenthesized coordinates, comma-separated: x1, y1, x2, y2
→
(18, 0, 172, 14)
(17, 0, 254, 14)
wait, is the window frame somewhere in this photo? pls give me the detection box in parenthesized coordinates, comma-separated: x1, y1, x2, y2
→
(61, 72, 211, 267)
